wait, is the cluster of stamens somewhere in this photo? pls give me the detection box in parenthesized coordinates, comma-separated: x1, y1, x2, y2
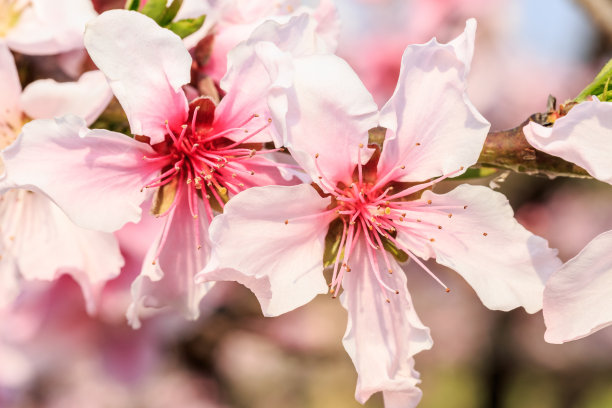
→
(141, 105, 284, 263)
(309, 144, 479, 303)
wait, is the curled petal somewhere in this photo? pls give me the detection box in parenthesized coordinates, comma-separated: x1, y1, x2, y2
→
(21, 70, 112, 126)
(523, 100, 612, 185)
(1, 116, 157, 232)
(196, 184, 333, 316)
(216, 14, 332, 145)
(128, 196, 213, 328)
(544, 230, 612, 343)
(340, 240, 432, 407)
(378, 19, 489, 182)
(84, 10, 190, 144)
(410, 184, 561, 313)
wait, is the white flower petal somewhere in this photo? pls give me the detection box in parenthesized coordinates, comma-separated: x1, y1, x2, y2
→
(378, 19, 489, 182)
(340, 240, 432, 406)
(128, 195, 213, 328)
(21, 70, 112, 126)
(523, 100, 612, 185)
(1, 116, 156, 232)
(412, 184, 561, 313)
(196, 184, 333, 316)
(544, 230, 612, 343)
(84, 10, 190, 144)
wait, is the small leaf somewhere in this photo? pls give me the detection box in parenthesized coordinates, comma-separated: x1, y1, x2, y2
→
(323, 218, 344, 268)
(124, 0, 140, 11)
(450, 167, 498, 180)
(381, 237, 408, 263)
(141, 0, 167, 23)
(166, 15, 205, 39)
(151, 177, 178, 216)
(575, 58, 612, 102)
(159, 0, 183, 26)
(368, 126, 386, 147)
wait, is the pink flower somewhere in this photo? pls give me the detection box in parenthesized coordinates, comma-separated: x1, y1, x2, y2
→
(523, 99, 612, 343)
(0, 0, 97, 55)
(1, 10, 302, 326)
(196, 20, 561, 406)
(0, 41, 120, 313)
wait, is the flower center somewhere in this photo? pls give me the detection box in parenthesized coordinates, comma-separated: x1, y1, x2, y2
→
(313, 144, 466, 302)
(141, 100, 282, 263)
(0, 0, 27, 37)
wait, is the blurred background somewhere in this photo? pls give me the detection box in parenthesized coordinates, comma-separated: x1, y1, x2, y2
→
(3, 0, 612, 407)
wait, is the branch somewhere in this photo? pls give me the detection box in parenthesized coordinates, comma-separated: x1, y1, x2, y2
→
(477, 112, 590, 179)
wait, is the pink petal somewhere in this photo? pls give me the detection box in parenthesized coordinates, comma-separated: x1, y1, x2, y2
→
(215, 14, 330, 145)
(340, 240, 432, 406)
(203, 1, 339, 82)
(0, 42, 22, 146)
(413, 184, 561, 313)
(275, 53, 379, 185)
(84, 10, 190, 144)
(1, 116, 157, 232)
(6, 0, 97, 55)
(196, 184, 333, 316)
(523, 100, 612, 185)
(544, 230, 612, 343)
(128, 195, 213, 328)
(2, 190, 123, 314)
(378, 19, 489, 182)
(21, 70, 112, 126)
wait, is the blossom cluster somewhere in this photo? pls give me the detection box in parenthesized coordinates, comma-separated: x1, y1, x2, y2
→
(1, 1, 611, 407)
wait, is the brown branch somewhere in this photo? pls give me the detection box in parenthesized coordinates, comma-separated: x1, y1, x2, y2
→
(477, 113, 590, 179)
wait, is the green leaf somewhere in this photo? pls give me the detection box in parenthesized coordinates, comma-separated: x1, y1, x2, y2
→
(140, 0, 167, 23)
(124, 0, 140, 11)
(380, 237, 408, 263)
(451, 167, 498, 180)
(575, 58, 612, 102)
(166, 15, 205, 39)
(159, 0, 182, 26)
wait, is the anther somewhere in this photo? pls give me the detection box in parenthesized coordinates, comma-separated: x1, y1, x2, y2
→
(464, 205, 468, 209)
(415, 142, 421, 146)
(430, 238, 435, 242)
(315, 153, 319, 158)
(400, 165, 405, 169)
(284, 220, 288, 225)
(386, 299, 391, 304)
(483, 232, 488, 236)
(427, 200, 432, 204)
(388, 269, 393, 274)
(359, 143, 364, 148)
(267, 118, 272, 123)
(438, 225, 442, 229)
(448, 213, 453, 218)
(445, 288, 451, 293)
